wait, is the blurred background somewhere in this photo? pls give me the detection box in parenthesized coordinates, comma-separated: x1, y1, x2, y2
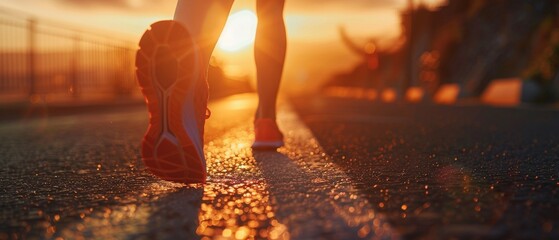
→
(1, 0, 559, 108)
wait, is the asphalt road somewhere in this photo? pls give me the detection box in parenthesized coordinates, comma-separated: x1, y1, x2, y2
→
(0, 93, 558, 239)
(292, 96, 559, 239)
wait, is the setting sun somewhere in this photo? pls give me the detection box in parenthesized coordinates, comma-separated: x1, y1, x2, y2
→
(217, 10, 258, 52)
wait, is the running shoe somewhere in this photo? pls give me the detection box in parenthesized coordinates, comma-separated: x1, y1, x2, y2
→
(136, 20, 209, 184)
(252, 118, 284, 150)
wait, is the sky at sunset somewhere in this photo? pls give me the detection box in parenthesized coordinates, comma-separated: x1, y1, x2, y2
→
(0, 0, 446, 92)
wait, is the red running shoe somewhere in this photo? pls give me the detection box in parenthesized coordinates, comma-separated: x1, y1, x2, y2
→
(252, 118, 284, 150)
(136, 20, 209, 184)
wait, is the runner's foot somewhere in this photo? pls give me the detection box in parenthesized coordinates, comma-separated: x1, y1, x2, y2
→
(136, 20, 209, 184)
(252, 118, 284, 150)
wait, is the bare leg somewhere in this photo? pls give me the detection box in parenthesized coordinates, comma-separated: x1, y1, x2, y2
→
(174, 0, 235, 69)
(254, 0, 286, 120)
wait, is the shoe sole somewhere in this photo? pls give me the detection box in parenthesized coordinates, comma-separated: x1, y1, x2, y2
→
(251, 141, 284, 150)
(136, 20, 206, 184)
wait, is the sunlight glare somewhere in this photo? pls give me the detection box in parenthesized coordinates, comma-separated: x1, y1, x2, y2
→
(217, 10, 258, 52)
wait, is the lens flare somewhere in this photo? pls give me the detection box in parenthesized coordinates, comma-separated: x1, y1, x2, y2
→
(217, 10, 258, 52)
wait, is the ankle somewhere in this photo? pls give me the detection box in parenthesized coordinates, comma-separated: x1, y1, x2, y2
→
(255, 110, 276, 120)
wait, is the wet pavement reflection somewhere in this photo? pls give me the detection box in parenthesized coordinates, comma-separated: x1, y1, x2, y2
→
(4, 93, 556, 239)
(198, 125, 289, 240)
(2, 94, 397, 239)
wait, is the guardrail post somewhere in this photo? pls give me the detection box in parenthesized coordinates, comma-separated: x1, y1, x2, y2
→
(125, 44, 135, 95)
(405, 0, 413, 97)
(27, 18, 36, 98)
(71, 32, 80, 98)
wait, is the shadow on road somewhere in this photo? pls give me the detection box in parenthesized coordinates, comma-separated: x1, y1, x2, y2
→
(253, 151, 369, 239)
(291, 96, 559, 239)
(142, 187, 203, 239)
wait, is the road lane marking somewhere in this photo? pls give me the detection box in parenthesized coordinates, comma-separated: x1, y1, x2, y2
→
(253, 104, 398, 239)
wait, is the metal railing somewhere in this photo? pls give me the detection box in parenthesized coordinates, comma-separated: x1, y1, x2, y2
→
(0, 7, 138, 102)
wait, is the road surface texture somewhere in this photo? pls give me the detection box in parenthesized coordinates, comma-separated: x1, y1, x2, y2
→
(0, 93, 558, 239)
(291, 96, 559, 239)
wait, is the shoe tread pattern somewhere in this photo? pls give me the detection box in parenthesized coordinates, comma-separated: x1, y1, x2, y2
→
(136, 20, 206, 184)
